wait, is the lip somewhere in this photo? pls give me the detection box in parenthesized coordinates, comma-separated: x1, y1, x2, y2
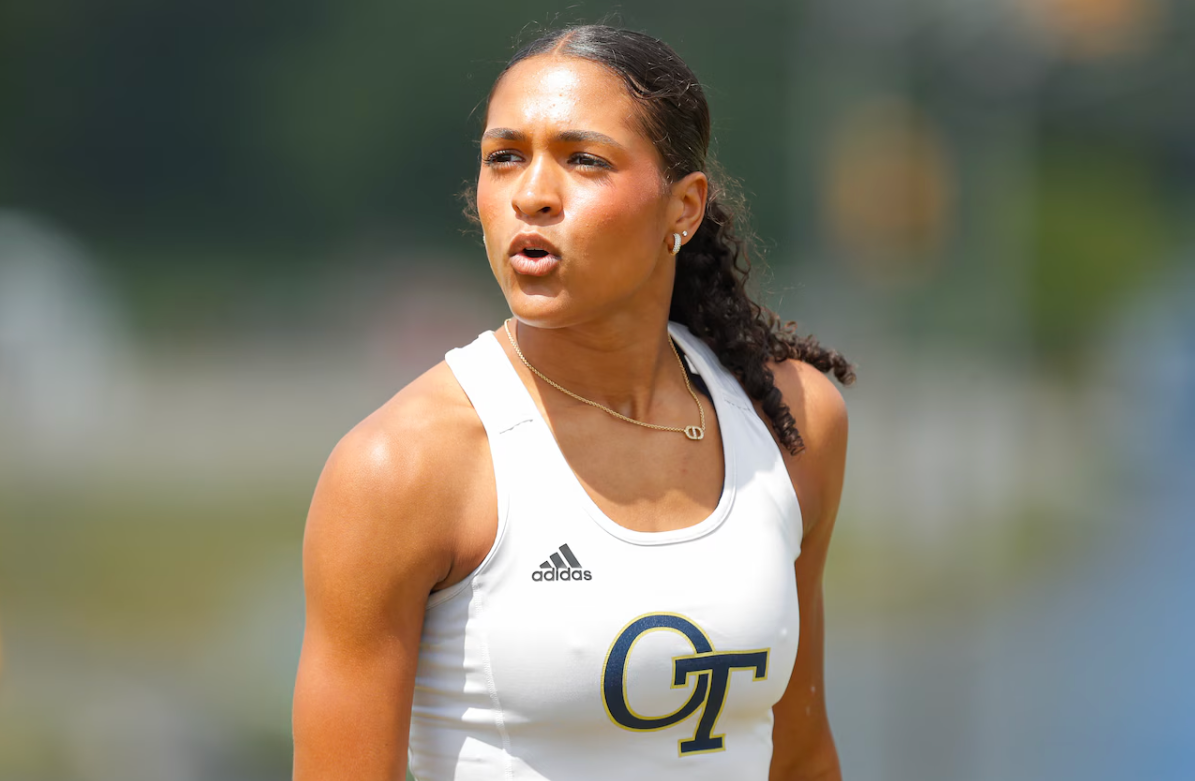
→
(509, 252, 560, 277)
(507, 233, 562, 277)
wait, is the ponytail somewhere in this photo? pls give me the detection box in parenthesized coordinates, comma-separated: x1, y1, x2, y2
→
(670, 177, 855, 455)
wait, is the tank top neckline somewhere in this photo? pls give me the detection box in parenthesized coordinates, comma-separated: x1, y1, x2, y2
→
(482, 322, 738, 546)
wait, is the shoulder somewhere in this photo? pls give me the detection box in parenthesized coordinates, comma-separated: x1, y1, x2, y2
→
(768, 358, 849, 454)
(764, 358, 849, 537)
(317, 360, 486, 523)
(304, 360, 490, 598)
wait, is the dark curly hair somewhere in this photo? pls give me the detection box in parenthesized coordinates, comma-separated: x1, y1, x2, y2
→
(471, 24, 855, 454)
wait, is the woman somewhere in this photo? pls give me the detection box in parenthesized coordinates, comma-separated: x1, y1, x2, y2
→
(293, 24, 853, 781)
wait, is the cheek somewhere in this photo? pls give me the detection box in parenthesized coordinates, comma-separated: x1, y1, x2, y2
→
(475, 177, 504, 229)
(475, 178, 508, 268)
(572, 177, 666, 244)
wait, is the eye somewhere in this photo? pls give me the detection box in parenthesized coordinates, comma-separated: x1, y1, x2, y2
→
(482, 150, 522, 168)
(570, 152, 611, 170)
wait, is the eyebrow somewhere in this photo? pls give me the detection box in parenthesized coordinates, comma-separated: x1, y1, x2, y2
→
(481, 127, 625, 150)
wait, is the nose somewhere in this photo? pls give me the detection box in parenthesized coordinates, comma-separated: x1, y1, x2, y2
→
(512, 156, 562, 218)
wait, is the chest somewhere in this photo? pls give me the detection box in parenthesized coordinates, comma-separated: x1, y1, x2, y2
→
(546, 405, 727, 533)
(457, 461, 801, 755)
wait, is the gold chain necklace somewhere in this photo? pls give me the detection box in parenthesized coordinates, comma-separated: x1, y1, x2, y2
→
(503, 319, 706, 441)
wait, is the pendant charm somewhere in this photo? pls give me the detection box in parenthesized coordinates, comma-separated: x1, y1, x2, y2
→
(684, 425, 705, 441)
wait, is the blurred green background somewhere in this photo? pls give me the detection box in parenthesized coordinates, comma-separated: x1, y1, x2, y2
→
(2, 1, 1193, 779)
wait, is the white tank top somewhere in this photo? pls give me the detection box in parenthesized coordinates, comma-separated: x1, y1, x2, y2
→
(408, 322, 803, 781)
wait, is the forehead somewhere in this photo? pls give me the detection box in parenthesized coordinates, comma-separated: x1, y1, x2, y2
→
(485, 55, 642, 139)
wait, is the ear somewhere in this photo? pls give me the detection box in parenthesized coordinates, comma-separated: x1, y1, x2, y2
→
(669, 171, 708, 241)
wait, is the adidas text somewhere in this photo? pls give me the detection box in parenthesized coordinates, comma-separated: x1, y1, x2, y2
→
(531, 568, 592, 582)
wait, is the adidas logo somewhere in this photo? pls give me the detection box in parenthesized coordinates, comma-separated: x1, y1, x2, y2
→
(531, 544, 593, 582)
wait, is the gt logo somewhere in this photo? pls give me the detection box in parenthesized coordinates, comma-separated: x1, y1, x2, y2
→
(601, 613, 769, 756)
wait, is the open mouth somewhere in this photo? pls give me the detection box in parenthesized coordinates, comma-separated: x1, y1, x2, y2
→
(507, 234, 562, 276)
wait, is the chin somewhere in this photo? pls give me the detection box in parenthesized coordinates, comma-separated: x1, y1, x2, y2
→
(505, 287, 593, 330)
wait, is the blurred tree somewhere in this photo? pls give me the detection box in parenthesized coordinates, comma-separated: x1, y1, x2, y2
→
(1028, 136, 1173, 357)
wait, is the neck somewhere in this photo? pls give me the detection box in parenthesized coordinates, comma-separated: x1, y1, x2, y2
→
(507, 310, 685, 422)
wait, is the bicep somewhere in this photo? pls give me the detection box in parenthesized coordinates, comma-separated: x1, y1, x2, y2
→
(770, 563, 837, 780)
(771, 493, 841, 779)
(293, 612, 422, 781)
(292, 429, 451, 781)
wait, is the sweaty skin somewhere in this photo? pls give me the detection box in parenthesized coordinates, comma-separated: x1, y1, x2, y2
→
(292, 53, 846, 781)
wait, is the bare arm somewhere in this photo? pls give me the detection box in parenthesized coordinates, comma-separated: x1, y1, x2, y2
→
(292, 368, 492, 780)
(766, 360, 849, 781)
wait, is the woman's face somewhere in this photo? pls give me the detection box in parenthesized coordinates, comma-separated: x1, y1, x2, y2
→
(477, 55, 689, 329)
